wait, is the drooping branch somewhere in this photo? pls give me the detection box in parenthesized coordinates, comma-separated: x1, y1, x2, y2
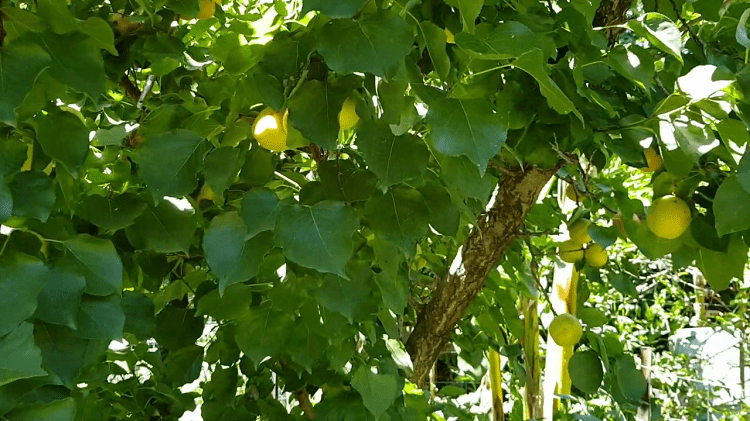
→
(406, 164, 561, 386)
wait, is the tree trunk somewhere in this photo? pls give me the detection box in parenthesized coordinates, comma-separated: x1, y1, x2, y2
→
(406, 165, 561, 386)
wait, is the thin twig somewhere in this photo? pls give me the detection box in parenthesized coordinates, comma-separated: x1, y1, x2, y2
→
(669, 0, 705, 54)
(521, 226, 558, 317)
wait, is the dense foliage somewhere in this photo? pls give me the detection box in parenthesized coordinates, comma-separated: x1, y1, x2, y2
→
(0, 0, 749, 420)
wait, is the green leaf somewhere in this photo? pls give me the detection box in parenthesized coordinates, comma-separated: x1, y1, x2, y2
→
(615, 358, 647, 402)
(197, 283, 254, 321)
(437, 154, 496, 202)
(426, 98, 507, 173)
(627, 13, 683, 63)
(577, 307, 608, 328)
(38, 31, 106, 102)
(0, 139, 28, 176)
(5, 397, 76, 421)
(454, 21, 549, 60)
(154, 306, 204, 352)
(122, 291, 156, 340)
(418, 182, 460, 237)
(235, 303, 295, 367)
(357, 120, 430, 189)
(75, 193, 146, 231)
(569, 351, 604, 394)
(0, 40, 51, 126)
(314, 269, 371, 322)
(0, 323, 47, 387)
(0, 252, 48, 337)
(131, 129, 206, 199)
(696, 236, 748, 291)
(9, 171, 55, 222)
(739, 149, 750, 193)
(275, 201, 359, 277)
(241, 188, 283, 239)
(203, 147, 242, 196)
(606, 45, 654, 91)
(318, 11, 413, 77)
(203, 212, 274, 293)
(75, 294, 125, 340)
(125, 201, 198, 254)
(350, 366, 403, 419)
(34, 259, 86, 329)
(372, 239, 410, 314)
(165, 345, 203, 386)
(444, 0, 483, 33)
(63, 235, 122, 297)
(714, 175, 750, 236)
(79, 17, 117, 55)
(418, 21, 450, 82)
(32, 110, 89, 175)
(0, 178, 12, 224)
(512, 49, 584, 123)
(365, 187, 429, 254)
(35, 323, 108, 388)
(676, 65, 734, 101)
(659, 117, 718, 163)
(36, 0, 76, 33)
(301, 0, 369, 18)
(287, 80, 351, 150)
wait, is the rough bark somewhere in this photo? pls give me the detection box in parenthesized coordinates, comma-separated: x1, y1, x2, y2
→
(593, 0, 635, 46)
(406, 165, 560, 386)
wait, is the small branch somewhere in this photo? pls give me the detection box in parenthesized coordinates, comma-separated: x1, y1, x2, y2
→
(294, 389, 314, 420)
(669, 0, 705, 54)
(120, 74, 141, 102)
(137, 75, 156, 109)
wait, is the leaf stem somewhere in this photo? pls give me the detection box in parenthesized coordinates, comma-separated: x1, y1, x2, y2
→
(0, 233, 9, 256)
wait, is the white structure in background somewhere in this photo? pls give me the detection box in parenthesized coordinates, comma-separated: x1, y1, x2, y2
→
(669, 327, 749, 410)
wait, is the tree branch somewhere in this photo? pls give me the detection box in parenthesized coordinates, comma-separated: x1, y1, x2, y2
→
(294, 389, 314, 420)
(593, 0, 635, 46)
(405, 164, 562, 387)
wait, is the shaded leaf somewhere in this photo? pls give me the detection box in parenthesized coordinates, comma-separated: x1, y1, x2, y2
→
(0, 252, 48, 337)
(32, 110, 89, 175)
(125, 201, 198, 254)
(131, 129, 206, 199)
(235, 303, 295, 367)
(75, 193, 146, 231)
(0, 41, 51, 126)
(9, 172, 55, 222)
(275, 201, 359, 277)
(301, 0, 369, 18)
(357, 120, 430, 189)
(241, 188, 283, 239)
(75, 294, 125, 340)
(714, 175, 750, 236)
(34, 259, 86, 329)
(318, 11, 413, 77)
(154, 307, 204, 352)
(203, 212, 274, 293)
(63, 235, 123, 297)
(426, 97, 507, 173)
(122, 291, 156, 340)
(351, 366, 403, 419)
(5, 397, 76, 421)
(0, 323, 47, 387)
(512, 49, 584, 122)
(365, 187, 429, 254)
